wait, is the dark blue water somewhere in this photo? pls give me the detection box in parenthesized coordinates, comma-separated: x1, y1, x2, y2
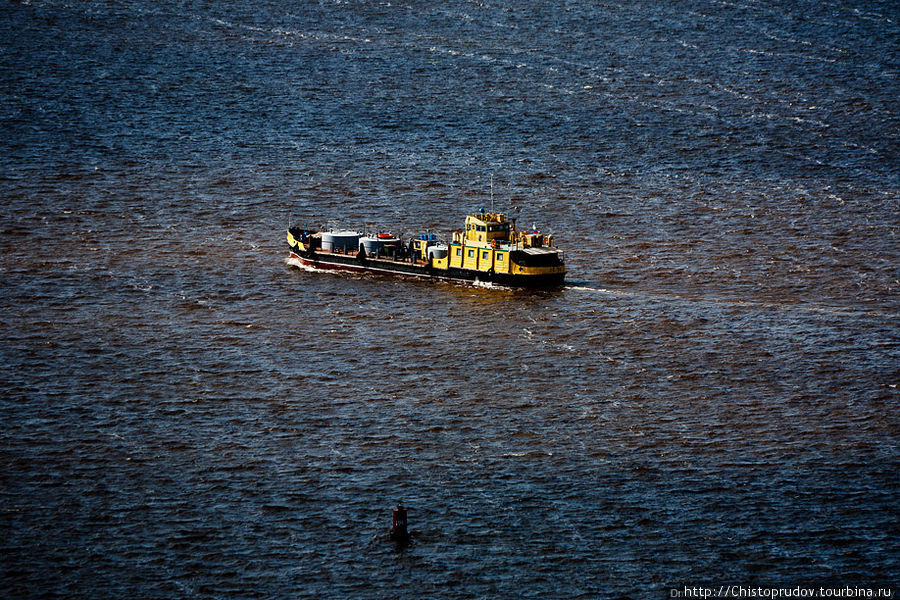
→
(1, 1, 898, 598)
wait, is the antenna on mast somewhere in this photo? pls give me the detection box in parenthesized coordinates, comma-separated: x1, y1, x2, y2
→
(490, 173, 494, 214)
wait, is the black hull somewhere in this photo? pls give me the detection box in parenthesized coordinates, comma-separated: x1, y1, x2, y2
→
(287, 249, 565, 288)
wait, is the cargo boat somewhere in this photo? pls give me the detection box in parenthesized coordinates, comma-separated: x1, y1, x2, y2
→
(286, 211, 565, 288)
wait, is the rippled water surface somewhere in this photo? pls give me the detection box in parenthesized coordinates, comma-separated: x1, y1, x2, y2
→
(1, 1, 897, 598)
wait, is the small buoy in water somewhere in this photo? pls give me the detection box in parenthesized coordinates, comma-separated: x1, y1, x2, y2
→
(390, 504, 410, 545)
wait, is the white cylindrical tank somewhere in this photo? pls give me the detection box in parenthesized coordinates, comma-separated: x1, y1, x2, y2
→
(360, 235, 399, 255)
(359, 236, 381, 254)
(322, 231, 359, 252)
(427, 245, 448, 260)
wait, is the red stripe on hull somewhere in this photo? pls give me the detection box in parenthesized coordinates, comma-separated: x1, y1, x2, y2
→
(289, 252, 370, 273)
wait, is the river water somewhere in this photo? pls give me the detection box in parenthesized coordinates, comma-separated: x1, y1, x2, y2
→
(1, 1, 897, 598)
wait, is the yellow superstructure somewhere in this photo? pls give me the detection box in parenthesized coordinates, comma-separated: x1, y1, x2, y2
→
(435, 211, 564, 279)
